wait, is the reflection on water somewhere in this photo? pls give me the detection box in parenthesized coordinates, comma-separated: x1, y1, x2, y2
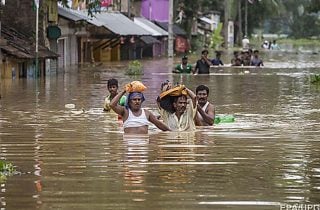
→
(0, 52, 320, 209)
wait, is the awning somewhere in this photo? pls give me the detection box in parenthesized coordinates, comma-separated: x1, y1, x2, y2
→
(58, 6, 85, 22)
(154, 22, 187, 36)
(1, 45, 33, 59)
(199, 17, 216, 25)
(134, 17, 168, 36)
(58, 7, 153, 36)
(64, 8, 152, 36)
(38, 48, 60, 59)
(140, 36, 160, 44)
(1, 26, 59, 59)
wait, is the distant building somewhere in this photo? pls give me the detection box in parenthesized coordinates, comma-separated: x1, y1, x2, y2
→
(197, 11, 221, 47)
(140, 0, 189, 54)
(0, 0, 58, 78)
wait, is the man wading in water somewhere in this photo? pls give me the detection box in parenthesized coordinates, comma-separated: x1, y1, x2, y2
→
(110, 82, 170, 134)
(157, 84, 197, 131)
(194, 85, 215, 126)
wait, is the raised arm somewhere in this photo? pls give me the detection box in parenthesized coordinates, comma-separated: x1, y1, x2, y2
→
(110, 89, 126, 116)
(203, 56, 212, 66)
(197, 103, 215, 126)
(185, 87, 197, 108)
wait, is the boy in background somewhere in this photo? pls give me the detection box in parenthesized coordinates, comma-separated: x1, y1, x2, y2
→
(104, 78, 126, 112)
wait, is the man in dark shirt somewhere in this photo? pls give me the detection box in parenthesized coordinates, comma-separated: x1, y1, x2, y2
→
(193, 50, 211, 74)
(211, 51, 224, 66)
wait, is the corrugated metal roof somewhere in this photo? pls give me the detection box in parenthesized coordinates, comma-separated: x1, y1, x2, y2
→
(140, 36, 160, 44)
(1, 45, 33, 59)
(58, 7, 155, 36)
(134, 17, 168, 36)
(87, 12, 152, 36)
(1, 26, 58, 59)
(58, 6, 86, 22)
(60, 8, 152, 36)
(155, 22, 187, 36)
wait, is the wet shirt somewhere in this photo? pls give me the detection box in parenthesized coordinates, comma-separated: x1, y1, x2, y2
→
(195, 59, 210, 74)
(123, 109, 150, 128)
(250, 58, 263, 67)
(270, 43, 280, 50)
(242, 58, 251, 66)
(175, 64, 193, 73)
(159, 100, 197, 131)
(104, 95, 126, 111)
(211, 58, 223, 66)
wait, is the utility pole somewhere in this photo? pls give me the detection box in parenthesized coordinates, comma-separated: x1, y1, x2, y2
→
(245, 0, 248, 36)
(223, 0, 230, 49)
(0, 0, 4, 98)
(35, 0, 39, 78)
(168, 0, 173, 57)
(237, 0, 242, 46)
(127, 0, 130, 17)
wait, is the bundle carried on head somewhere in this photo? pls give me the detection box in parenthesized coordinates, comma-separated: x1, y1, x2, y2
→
(159, 84, 187, 99)
(125, 81, 147, 93)
(158, 84, 187, 113)
(124, 81, 147, 109)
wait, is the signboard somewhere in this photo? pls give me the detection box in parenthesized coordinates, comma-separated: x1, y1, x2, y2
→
(227, 21, 234, 48)
(101, 0, 112, 7)
(47, 26, 61, 39)
(175, 36, 189, 53)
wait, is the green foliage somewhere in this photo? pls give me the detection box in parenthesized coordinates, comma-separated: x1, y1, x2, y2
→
(310, 74, 320, 84)
(289, 14, 320, 38)
(126, 60, 143, 75)
(306, 0, 320, 13)
(210, 22, 224, 49)
(277, 38, 320, 47)
(0, 160, 15, 183)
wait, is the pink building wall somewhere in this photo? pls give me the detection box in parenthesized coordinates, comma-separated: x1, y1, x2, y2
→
(141, 0, 168, 22)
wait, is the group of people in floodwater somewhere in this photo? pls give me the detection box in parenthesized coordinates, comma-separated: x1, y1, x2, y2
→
(172, 48, 264, 75)
(261, 39, 281, 50)
(103, 78, 215, 135)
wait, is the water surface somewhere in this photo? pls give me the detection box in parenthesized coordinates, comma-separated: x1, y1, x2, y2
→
(0, 52, 319, 210)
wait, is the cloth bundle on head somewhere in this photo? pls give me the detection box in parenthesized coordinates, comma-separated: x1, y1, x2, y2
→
(158, 85, 187, 113)
(125, 92, 145, 109)
(159, 85, 187, 99)
(125, 81, 147, 93)
(160, 80, 171, 92)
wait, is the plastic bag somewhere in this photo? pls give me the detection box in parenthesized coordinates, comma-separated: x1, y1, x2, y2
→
(125, 81, 147, 93)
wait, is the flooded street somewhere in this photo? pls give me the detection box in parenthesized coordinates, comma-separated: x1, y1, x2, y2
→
(0, 52, 320, 210)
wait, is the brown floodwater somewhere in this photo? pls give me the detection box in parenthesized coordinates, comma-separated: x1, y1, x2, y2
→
(0, 52, 320, 210)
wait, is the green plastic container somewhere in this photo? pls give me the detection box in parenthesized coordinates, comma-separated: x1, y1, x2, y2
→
(214, 115, 235, 124)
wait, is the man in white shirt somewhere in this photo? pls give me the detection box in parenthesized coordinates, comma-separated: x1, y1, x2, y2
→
(242, 35, 250, 50)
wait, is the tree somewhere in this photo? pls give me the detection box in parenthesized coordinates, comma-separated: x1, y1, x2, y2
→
(280, 0, 320, 38)
(210, 22, 224, 49)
